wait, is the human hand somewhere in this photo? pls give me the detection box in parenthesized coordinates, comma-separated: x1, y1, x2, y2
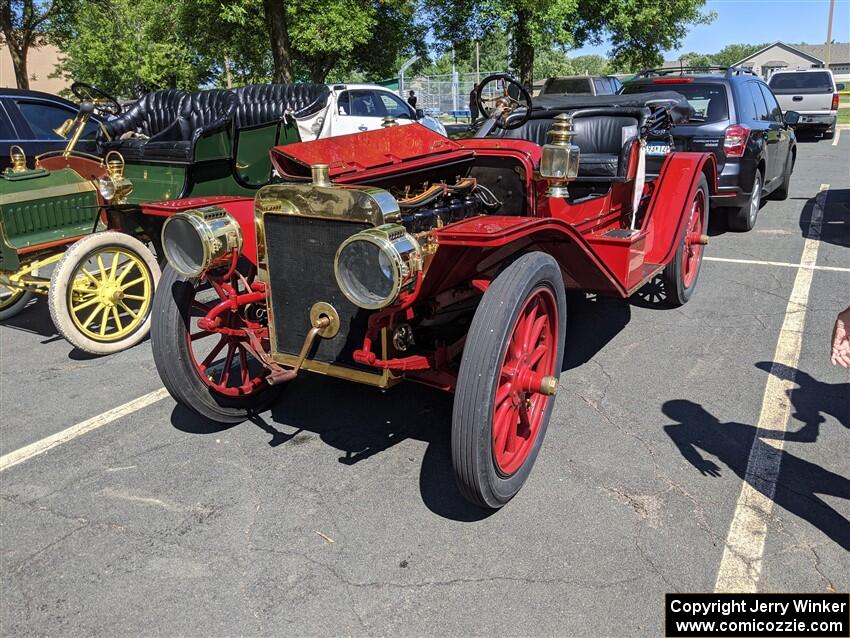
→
(698, 459, 721, 477)
(831, 307, 850, 368)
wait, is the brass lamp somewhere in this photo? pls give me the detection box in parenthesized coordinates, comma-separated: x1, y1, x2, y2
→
(9, 145, 27, 172)
(97, 151, 134, 203)
(540, 113, 580, 198)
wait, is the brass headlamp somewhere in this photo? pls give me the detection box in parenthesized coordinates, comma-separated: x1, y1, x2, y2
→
(161, 206, 243, 278)
(97, 151, 134, 203)
(9, 145, 27, 172)
(540, 113, 580, 198)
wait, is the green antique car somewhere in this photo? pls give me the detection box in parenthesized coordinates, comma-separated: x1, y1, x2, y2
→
(0, 81, 328, 353)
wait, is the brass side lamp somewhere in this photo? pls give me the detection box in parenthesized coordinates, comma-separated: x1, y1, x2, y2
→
(9, 145, 27, 173)
(540, 113, 580, 198)
(97, 151, 134, 203)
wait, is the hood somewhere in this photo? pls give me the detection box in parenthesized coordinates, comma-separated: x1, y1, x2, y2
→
(269, 124, 474, 184)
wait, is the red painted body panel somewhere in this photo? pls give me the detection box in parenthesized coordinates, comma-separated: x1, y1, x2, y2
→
(270, 125, 472, 182)
(139, 195, 258, 265)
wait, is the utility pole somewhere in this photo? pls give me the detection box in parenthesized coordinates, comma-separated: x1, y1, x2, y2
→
(475, 41, 480, 85)
(825, 0, 835, 67)
(451, 46, 459, 113)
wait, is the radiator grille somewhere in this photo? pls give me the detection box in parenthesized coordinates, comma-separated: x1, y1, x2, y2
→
(263, 214, 373, 364)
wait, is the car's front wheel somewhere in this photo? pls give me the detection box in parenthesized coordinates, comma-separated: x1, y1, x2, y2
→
(0, 281, 34, 320)
(452, 252, 566, 509)
(151, 265, 280, 424)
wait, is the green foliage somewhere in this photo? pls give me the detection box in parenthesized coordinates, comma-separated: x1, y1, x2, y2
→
(52, 0, 209, 95)
(678, 43, 769, 69)
(424, 0, 714, 83)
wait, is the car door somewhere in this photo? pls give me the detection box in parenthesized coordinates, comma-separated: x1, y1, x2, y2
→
(759, 83, 791, 186)
(745, 82, 775, 183)
(0, 100, 21, 168)
(330, 89, 388, 136)
(8, 97, 99, 157)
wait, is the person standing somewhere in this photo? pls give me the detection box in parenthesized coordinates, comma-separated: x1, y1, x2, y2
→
(469, 88, 480, 120)
(407, 90, 417, 109)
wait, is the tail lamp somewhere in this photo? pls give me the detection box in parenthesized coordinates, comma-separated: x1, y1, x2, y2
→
(161, 206, 243, 278)
(540, 113, 580, 197)
(831, 93, 839, 111)
(723, 124, 751, 157)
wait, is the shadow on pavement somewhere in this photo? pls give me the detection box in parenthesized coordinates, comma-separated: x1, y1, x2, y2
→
(662, 362, 850, 551)
(800, 187, 849, 249)
(563, 292, 631, 370)
(169, 372, 494, 522)
(0, 297, 61, 341)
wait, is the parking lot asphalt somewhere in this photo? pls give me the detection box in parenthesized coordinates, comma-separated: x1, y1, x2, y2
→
(1, 131, 848, 636)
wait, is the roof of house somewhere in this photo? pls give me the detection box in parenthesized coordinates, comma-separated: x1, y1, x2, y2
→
(795, 42, 850, 65)
(734, 41, 850, 66)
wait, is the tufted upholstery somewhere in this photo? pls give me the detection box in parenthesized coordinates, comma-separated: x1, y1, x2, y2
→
(232, 84, 329, 128)
(100, 89, 237, 162)
(179, 89, 237, 139)
(494, 114, 639, 179)
(102, 89, 188, 140)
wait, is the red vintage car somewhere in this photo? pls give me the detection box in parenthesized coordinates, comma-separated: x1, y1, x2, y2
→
(148, 75, 714, 508)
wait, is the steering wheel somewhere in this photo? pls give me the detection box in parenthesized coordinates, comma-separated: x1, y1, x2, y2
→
(473, 73, 532, 130)
(71, 81, 122, 116)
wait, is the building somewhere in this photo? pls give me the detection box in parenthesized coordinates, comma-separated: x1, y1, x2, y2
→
(0, 43, 70, 95)
(734, 41, 850, 80)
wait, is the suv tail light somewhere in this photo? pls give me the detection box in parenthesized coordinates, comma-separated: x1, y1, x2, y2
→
(724, 124, 750, 157)
(832, 93, 839, 110)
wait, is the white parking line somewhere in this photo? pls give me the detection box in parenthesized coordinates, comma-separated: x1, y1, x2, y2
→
(704, 256, 850, 273)
(714, 184, 829, 593)
(0, 388, 169, 473)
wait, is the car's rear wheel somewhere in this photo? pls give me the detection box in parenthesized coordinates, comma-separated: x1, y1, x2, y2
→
(0, 281, 34, 320)
(727, 170, 762, 232)
(49, 232, 160, 354)
(771, 151, 793, 201)
(662, 174, 708, 306)
(151, 264, 279, 424)
(452, 252, 566, 509)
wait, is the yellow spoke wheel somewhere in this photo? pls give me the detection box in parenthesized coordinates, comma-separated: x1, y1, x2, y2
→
(0, 272, 36, 320)
(48, 232, 161, 355)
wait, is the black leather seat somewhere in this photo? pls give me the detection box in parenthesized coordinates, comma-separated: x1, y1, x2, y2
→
(494, 114, 639, 179)
(101, 89, 237, 162)
(232, 83, 329, 128)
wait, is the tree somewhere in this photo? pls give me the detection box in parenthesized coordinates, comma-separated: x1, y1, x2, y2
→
(52, 0, 208, 96)
(712, 43, 767, 67)
(425, 0, 714, 85)
(0, 0, 62, 89)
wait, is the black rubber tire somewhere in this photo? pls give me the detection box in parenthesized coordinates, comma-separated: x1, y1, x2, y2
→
(662, 174, 709, 306)
(822, 128, 834, 140)
(452, 252, 567, 509)
(770, 151, 793, 201)
(151, 265, 280, 424)
(0, 286, 34, 320)
(49, 232, 160, 354)
(726, 169, 762, 232)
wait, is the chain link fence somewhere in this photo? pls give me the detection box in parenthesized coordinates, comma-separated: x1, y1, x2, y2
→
(405, 71, 504, 117)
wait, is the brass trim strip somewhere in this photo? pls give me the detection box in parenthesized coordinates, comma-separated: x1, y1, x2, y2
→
(271, 352, 398, 388)
(0, 179, 97, 206)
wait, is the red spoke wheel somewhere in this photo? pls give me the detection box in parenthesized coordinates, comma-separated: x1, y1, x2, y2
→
(662, 174, 709, 306)
(452, 252, 566, 509)
(151, 265, 279, 424)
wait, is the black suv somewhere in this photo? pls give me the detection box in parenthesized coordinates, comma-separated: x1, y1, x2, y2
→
(622, 67, 797, 231)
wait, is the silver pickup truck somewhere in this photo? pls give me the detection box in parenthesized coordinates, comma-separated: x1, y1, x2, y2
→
(767, 69, 843, 139)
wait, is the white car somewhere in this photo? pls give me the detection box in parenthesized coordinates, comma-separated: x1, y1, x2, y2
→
(767, 69, 843, 139)
(294, 83, 446, 141)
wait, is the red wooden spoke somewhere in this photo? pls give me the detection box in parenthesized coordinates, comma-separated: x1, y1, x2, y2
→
(682, 190, 705, 289)
(186, 276, 269, 398)
(491, 287, 558, 476)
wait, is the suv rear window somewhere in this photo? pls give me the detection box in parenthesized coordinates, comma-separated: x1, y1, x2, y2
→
(542, 78, 592, 94)
(622, 82, 729, 122)
(768, 72, 833, 94)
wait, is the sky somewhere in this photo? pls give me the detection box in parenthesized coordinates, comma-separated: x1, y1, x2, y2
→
(570, 0, 850, 59)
